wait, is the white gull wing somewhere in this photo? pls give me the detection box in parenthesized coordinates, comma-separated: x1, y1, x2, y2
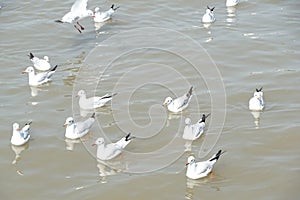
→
(71, 0, 88, 14)
(167, 86, 193, 112)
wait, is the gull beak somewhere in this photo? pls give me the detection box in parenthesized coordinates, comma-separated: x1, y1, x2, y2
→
(63, 123, 67, 127)
(162, 102, 167, 106)
(17, 128, 21, 131)
(92, 143, 96, 146)
(22, 71, 27, 74)
(185, 162, 189, 166)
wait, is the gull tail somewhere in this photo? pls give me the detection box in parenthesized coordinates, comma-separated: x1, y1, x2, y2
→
(28, 52, 34, 60)
(111, 4, 120, 11)
(125, 133, 135, 141)
(101, 92, 118, 100)
(209, 150, 223, 162)
(199, 113, 211, 123)
(25, 121, 32, 126)
(55, 20, 63, 23)
(207, 6, 215, 11)
(186, 86, 193, 98)
(50, 65, 58, 72)
(256, 87, 263, 92)
(90, 112, 96, 119)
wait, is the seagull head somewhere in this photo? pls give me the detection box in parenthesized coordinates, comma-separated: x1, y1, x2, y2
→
(163, 97, 173, 106)
(94, 7, 100, 12)
(64, 117, 74, 127)
(92, 137, 105, 146)
(43, 56, 49, 62)
(22, 66, 34, 74)
(86, 10, 94, 17)
(186, 155, 195, 166)
(254, 91, 263, 99)
(185, 118, 191, 125)
(77, 90, 86, 97)
(13, 123, 21, 131)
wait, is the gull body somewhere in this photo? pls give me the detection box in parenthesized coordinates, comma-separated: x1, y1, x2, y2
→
(64, 113, 95, 139)
(94, 4, 119, 23)
(11, 122, 31, 146)
(55, 0, 93, 33)
(226, 0, 239, 7)
(202, 6, 216, 23)
(22, 66, 57, 86)
(93, 133, 134, 161)
(163, 86, 193, 113)
(28, 52, 51, 71)
(183, 114, 210, 141)
(186, 150, 223, 179)
(77, 90, 117, 110)
(249, 87, 264, 111)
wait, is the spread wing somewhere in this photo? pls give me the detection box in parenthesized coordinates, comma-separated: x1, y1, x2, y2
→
(71, 0, 88, 13)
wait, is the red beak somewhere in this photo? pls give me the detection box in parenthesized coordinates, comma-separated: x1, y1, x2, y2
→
(185, 162, 189, 166)
(92, 144, 96, 146)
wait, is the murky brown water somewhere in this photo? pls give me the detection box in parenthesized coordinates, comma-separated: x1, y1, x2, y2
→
(1, 0, 299, 199)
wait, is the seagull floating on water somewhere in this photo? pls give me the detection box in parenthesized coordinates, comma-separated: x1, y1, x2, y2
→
(94, 4, 119, 23)
(186, 150, 224, 179)
(249, 87, 264, 111)
(22, 65, 57, 86)
(11, 122, 31, 146)
(183, 113, 210, 141)
(202, 6, 216, 23)
(163, 86, 193, 113)
(93, 133, 135, 161)
(226, 0, 239, 7)
(64, 113, 95, 139)
(77, 90, 117, 110)
(28, 52, 51, 71)
(55, 0, 94, 33)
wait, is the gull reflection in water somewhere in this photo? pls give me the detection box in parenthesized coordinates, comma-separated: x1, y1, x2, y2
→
(226, 7, 237, 24)
(250, 111, 262, 128)
(97, 159, 128, 183)
(94, 22, 106, 32)
(11, 142, 29, 165)
(185, 177, 221, 199)
(65, 138, 81, 151)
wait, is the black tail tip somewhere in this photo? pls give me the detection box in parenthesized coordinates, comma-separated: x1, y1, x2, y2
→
(256, 87, 263, 92)
(125, 132, 135, 141)
(51, 65, 58, 71)
(55, 20, 63, 23)
(28, 52, 34, 59)
(91, 112, 96, 118)
(111, 4, 114, 9)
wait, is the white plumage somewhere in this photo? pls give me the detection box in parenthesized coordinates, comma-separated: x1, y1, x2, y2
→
(94, 4, 119, 23)
(11, 122, 31, 146)
(163, 86, 193, 113)
(249, 87, 264, 111)
(22, 65, 57, 86)
(93, 133, 134, 161)
(64, 113, 95, 139)
(77, 90, 117, 110)
(202, 6, 216, 23)
(183, 114, 210, 141)
(28, 52, 51, 71)
(226, 0, 239, 7)
(186, 150, 223, 179)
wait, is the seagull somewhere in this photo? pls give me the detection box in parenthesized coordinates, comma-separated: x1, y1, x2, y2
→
(226, 0, 239, 7)
(11, 122, 31, 146)
(93, 133, 135, 161)
(93, 4, 119, 23)
(22, 65, 57, 86)
(77, 90, 117, 110)
(163, 86, 193, 113)
(202, 6, 216, 23)
(28, 52, 51, 71)
(186, 150, 224, 179)
(183, 113, 210, 141)
(55, 0, 94, 33)
(64, 113, 95, 139)
(249, 87, 264, 111)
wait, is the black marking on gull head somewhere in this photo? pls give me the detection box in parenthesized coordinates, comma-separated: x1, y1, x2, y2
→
(210, 7, 215, 11)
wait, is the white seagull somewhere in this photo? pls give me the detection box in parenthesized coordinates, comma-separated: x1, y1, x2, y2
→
(186, 150, 224, 179)
(249, 87, 264, 111)
(93, 133, 135, 161)
(163, 86, 193, 113)
(64, 113, 95, 139)
(11, 122, 31, 146)
(55, 0, 94, 33)
(226, 0, 239, 7)
(93, 4, 119, 23)
(28, 52, 51, 71)
(22, 65, 58, 86)
(202, 6, 216, 23)
(183, 113, 210, 141)
(77, 90, 117, 110)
